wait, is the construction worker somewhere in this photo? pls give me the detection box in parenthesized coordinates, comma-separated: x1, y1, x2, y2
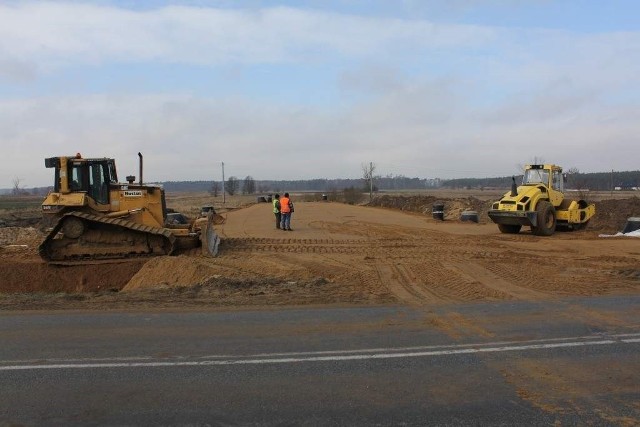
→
(280, 192, 292, 231)
(272, 194, 281, 229)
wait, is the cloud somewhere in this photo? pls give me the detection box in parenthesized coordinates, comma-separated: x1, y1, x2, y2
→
(0, 2, 495, 67)
(0, 59, 38, 83)
(1, 81, 638, 188)
(0, 2, 638, 186)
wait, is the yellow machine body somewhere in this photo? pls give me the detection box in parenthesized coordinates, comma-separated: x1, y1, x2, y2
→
(487, 164, 595, 236)
(39, 154, 218, 263)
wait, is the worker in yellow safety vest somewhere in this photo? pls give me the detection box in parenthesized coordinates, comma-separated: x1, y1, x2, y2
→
(272, 194, 281, 229)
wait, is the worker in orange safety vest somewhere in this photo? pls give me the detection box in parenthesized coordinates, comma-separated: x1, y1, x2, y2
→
(279, 193, 293, 231)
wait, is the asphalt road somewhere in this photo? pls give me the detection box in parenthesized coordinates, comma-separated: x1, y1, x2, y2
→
(1, 296, 639, 426)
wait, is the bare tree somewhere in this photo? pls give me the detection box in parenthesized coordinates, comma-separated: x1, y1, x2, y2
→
(566, 166, 579, 177)
(242, 176, 256, 195)
(565, 167, 585, 191)
(226, 176, 239, 196)
(12, 177, 25, 196)
(362, 162, 376, 201)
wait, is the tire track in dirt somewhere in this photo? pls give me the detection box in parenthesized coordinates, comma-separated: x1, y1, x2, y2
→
(443, 261, 547, 300)
(221, 237, 371, 254)
(375, 263, 450, 305)
(439, 265, 514, 301)
(219, 236, 541, 304)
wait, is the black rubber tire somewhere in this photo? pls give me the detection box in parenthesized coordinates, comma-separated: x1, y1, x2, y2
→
(498, 224, 522, 234)
(460, 211, 479, 223)
(533, 201, 556, 236)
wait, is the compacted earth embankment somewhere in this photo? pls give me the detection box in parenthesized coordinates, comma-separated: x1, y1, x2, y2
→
(1, 196, 639, 310)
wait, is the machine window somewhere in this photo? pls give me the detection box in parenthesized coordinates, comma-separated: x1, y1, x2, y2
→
(523, 169, 549, 185)
(552, 170, 563, 191)
(108, 161, 118, 183)
(70, 163, 86, 191)
(89, 163, 109, 205)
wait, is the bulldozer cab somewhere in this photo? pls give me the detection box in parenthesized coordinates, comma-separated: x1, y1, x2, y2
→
(47, 155, 117, 206)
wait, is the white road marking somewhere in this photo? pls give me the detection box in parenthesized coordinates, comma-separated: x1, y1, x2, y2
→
(1, 334, 638, 372)
(6, 333, 626, 365)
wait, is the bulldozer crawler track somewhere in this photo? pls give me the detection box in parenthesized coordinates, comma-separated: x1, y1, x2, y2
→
(39, 211, 176, 263)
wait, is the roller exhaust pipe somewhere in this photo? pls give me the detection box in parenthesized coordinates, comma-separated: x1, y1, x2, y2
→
(138, 152, 143, 185)
(510, 176, 517, 197)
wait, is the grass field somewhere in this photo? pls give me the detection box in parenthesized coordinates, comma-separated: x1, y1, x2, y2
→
(0, 196, 43, 210)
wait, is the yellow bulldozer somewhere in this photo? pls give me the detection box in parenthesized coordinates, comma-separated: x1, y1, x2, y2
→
(39, 153, 220, 263)
(488, 164, 595, 236)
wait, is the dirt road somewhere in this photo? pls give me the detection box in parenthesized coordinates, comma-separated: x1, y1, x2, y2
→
(207, 201, 640, 304)
(1, 200, 639, 309)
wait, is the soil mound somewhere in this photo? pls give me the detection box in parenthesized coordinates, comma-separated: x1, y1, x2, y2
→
(589, 198, 640, 231)
(0, 261, 145, 293)
(369, 195, 640, 232)
(123, 256, 220, 291)
(368, 196, 491, 222)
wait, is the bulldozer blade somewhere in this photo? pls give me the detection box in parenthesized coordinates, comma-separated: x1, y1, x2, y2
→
(202, 211, 221, 257)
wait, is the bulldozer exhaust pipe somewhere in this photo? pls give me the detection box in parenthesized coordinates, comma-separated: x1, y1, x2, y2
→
(138, 152, 143, 185)
(511, 176, 517, 197)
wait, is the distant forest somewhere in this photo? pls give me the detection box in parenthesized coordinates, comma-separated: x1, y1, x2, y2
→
(162, 170, 640, 193)
(443, 170, 640, 191)
(3, 170, 640, 196)
(162, 176, 442, 193)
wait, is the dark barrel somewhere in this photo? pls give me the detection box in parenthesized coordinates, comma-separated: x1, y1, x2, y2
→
(432, 202, 445, 221)
(460, 210, 479, 223)
(622, 217, 640, 234)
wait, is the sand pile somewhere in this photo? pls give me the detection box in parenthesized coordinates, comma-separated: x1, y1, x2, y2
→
(589, 198, 640, 231)
(122, 256, 221, 291)
(369, 196, 490, 221)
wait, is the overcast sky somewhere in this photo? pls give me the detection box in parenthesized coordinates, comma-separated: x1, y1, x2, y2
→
(1, 0, 638, 188)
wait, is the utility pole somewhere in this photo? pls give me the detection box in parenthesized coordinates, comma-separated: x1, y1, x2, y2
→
(369, 161, 374, 201)
(610, 169, 613, 198)
(222, 161, 226, 204)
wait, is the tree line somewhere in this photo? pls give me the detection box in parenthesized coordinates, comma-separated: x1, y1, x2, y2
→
(161, 175, 440, 194)
(442, 169, 640, 191)
(4, 169, 639, 196)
